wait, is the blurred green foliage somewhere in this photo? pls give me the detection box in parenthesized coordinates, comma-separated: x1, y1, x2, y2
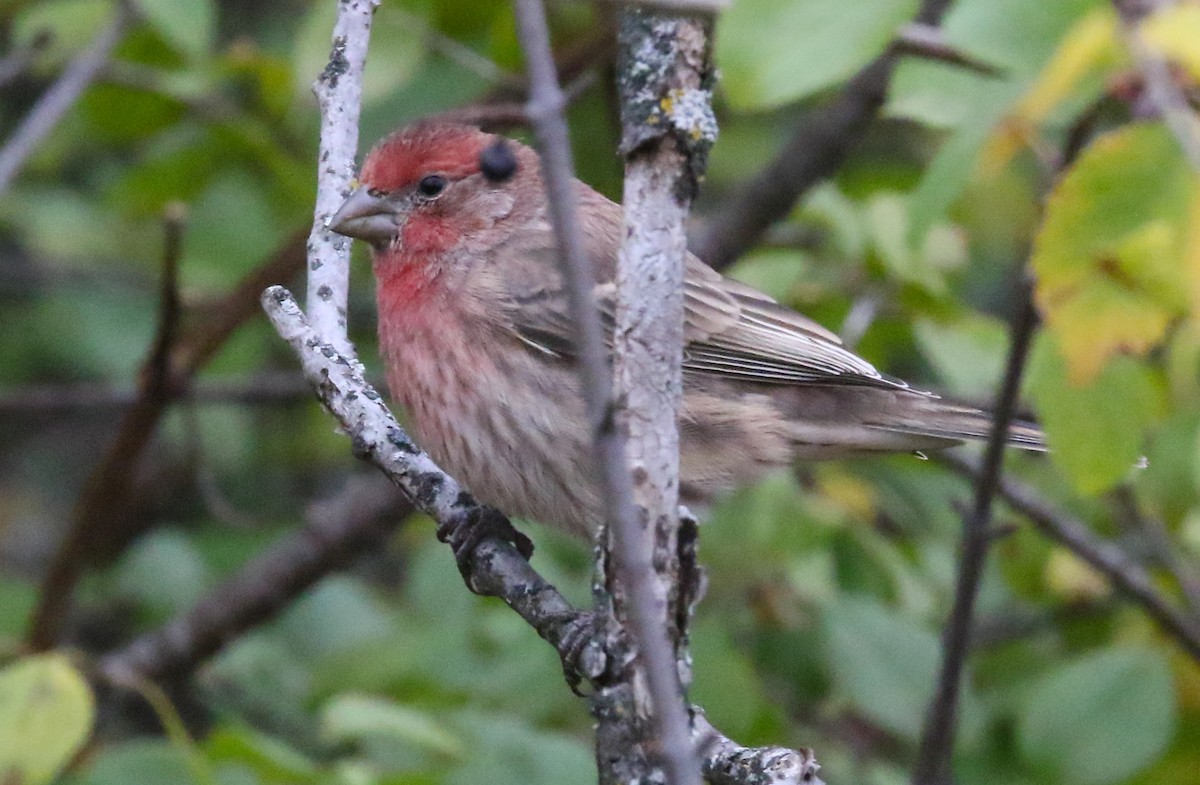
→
(2, 0, 1200, 784)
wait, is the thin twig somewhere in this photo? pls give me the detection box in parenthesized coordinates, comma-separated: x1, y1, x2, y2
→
(27, 205, 188, 650)
(910, 279, 1038, 785)
(305, 0, 379, 356)
(939, 452, 1200, 663)
(1110, 487, 1200, 614)
(512, 2, 702, 783)
(0, 3, 131, 195)
(894, 22, 1002, 76)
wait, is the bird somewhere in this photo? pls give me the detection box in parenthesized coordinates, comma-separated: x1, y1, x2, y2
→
(329, 121, 1044, 539)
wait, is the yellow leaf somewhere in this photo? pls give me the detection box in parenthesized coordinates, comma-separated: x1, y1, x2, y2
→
(1142, 3, 1200, 81)
(0, 654, 95, 785)
(1032, 124, 1196, 384)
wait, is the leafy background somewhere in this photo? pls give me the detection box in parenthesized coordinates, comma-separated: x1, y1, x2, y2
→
(2, 0, 1200, 784)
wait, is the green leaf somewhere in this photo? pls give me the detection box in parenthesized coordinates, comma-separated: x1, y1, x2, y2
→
(115, 528, 213, 617)
(322, 694, 464, 759)
(136, 0, 215, 59)
(717, 0, 919, 111)
(1017, 648, 1175, 785)
(447, 710, 595, 785)
(725, 249, 809, 302)
(1027, 334, 1163, 495)
(690, 618, 771, 740)
(76, 739, 193, 785)
(0, 654, 95, 785)
(823, 596, 983, 743)
(205, 725, 321, 785)
(939, 0, 1106, 77)
(904, 81, 1019, 239)
(1032, 123, 1197, 385)
(913, 313, 1009, 399)
(865, 193, 965, 294)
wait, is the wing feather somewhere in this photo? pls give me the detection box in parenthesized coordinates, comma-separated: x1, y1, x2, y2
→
(490, 198, 914, 392)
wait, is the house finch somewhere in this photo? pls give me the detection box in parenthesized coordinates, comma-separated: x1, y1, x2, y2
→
(330, 121, 1043, 538)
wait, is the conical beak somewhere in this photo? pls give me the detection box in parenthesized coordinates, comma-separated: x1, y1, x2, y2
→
(329, 187, 399, 244)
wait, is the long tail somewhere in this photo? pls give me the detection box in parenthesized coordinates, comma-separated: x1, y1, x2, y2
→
(871, 397, 1047, 452)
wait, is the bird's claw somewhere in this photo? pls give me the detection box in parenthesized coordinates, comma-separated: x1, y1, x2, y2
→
(436, 506, 534, 586)
(553, 610, 604, 695)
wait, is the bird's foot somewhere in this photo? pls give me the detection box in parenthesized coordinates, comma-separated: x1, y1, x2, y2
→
(551, 610, 605, 695)
(435, 505, 534, 586)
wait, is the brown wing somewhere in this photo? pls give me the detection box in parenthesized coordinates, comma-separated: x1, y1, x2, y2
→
(490, 188, 913, 392)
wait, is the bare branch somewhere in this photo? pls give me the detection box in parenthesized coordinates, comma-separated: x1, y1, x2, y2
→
(911, 279, 1038, 785)
(27, 205, 188, 650)
(306, 0, 379, 355)
(608, 6, 718, 785)
(24, 230, 307, 650)
(1110, 487, 1200, 614)
(0, 3, 131, 195)
(0, 372, 315, 417)
(894, 22, 1001, 76)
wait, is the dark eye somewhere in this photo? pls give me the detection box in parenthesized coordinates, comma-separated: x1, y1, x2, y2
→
(418, 174, 446, 197)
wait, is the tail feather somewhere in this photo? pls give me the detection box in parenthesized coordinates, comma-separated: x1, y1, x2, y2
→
(869, 398, 1048, 452)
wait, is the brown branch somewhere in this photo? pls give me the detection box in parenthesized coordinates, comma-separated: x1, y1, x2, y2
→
(693, 0, 955, 270)
(25, 228, 307, 650)
(911, 279, 1038, 785)
(893, 22, 1002, 76)
(1110, 487, 1200, 614)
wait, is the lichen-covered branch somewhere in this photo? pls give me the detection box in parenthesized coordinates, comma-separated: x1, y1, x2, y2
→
(694, 713, 824, 785)
(306, 0, 379, 355)
(605, 7, 716, 785)
(510, 1, 710, 783)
